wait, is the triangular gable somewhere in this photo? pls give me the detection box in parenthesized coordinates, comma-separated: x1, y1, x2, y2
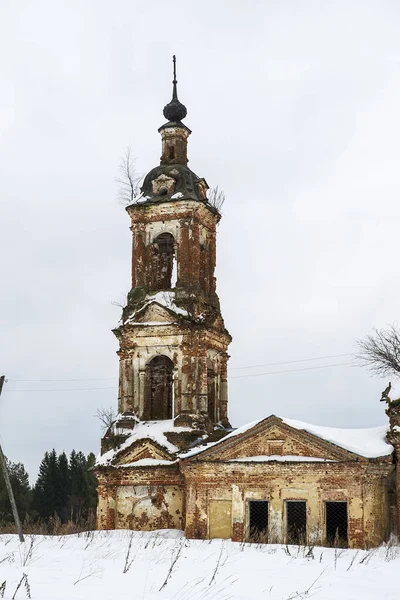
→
(133, 303, 175, 324)
(113, 438, 174, 466)
(183, 416, 370, 463)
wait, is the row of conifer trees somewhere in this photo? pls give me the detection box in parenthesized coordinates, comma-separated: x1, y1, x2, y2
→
(0, 450, 97, 529)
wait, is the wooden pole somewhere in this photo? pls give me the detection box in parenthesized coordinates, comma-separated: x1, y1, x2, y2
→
(0, 376, 24, 542)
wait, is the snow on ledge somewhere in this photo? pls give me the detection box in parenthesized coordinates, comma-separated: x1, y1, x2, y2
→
(127, 321, 175, 326)
(125, 291, 188, 324)
(229, 455, 336, 463)
(115, 458, 177, 468)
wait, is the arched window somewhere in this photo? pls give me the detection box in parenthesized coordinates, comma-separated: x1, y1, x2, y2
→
(152, 233, 175, 290)
(145, 356, 174, 420)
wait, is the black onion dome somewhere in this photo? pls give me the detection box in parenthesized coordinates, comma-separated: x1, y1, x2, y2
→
(162, 55, 187, 123)
(163, 97, 187, 122)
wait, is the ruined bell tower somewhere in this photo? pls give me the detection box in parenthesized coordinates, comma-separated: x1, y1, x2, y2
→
(113, 57, 231, 436)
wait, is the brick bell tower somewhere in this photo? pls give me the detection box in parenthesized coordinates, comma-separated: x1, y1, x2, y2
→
(113, 57, 231, 437)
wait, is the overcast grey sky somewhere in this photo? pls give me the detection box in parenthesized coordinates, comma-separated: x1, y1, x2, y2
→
(1, 0, 400, 481)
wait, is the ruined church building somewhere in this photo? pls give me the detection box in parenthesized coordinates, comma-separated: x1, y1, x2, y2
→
(94, 58, 400, 548)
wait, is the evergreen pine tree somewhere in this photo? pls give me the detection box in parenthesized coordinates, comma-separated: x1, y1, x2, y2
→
(68, 450, 88, 521)
(33, 451, 50, 517)
(33, 448, 98, 525)
(85, 453, 98, 513)
(34, 449, 65, 519)
(0, 458, 31, 522)
(58, 452, 70, 522)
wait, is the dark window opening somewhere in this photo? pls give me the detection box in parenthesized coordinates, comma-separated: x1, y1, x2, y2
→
(145, 356, 173, 420)
(207, 359, 216, 422)
(286, 501, 307, 545)
(326, 502, 348, 546)
(248, 500, 269, 542)
(168, 145, 175, 160)
(152, 232, 175, 290)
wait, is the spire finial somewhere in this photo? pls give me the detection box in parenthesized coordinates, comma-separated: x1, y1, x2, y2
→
(172, 55, 178, 100)
(163, 55, 187, 122)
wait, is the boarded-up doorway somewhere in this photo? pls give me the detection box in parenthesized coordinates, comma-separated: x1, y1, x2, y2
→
(209, 500, 232, 539)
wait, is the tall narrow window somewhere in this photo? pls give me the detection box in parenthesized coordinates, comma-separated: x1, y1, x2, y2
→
(286, 501, 307, 545)
(145, 356, 174, 420)
(326, 502, 348, 546)
(248, 500, 269, 542)
(152, 233, 175, 290)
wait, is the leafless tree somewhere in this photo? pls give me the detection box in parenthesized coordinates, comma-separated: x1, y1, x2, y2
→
(355, 324, 400, 378)
(207, 186, 225, 213)
(96, 406, 117, 432)
(116, 147, 142, 205)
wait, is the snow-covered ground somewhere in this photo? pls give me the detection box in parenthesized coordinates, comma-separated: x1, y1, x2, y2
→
(0, 530, 398, 599)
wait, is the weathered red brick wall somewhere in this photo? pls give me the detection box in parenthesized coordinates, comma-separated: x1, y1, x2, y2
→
(96, 465, 185, 531)
(181, 458, 393, 548)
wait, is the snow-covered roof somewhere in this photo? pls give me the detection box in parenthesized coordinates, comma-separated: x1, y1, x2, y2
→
(282, 417, 392, 458)
(180, 415, 393, 460)
(96, 420, 192, 466)
(97, 414, 393, 468)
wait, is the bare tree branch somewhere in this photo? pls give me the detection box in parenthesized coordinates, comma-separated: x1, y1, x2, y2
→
(116, 147, 142, 205)
(95, 406, 117, 432)
(207, 186, 225, 213)
(355, 324, 400, 378)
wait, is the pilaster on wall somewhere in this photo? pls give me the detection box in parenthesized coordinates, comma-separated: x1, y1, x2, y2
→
(97, 482, 117, 530)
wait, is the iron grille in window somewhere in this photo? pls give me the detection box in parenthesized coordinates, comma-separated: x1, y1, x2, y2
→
(286, 501, 307, 545)
(326, 501, 348, 546)
(248, 500, 269, 542)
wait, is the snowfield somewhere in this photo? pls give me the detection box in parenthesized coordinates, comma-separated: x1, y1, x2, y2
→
(0, 529, 398, 600)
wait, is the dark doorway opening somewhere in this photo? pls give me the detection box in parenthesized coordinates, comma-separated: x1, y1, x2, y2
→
(326, 502, 348, 546)
(145, 356, 173, 420)
(152, 232, 175, 290)
(248, 500, 269, 542)
(286, 501, 307, 544)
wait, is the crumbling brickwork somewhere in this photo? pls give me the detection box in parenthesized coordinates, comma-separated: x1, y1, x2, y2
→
(180, 417, 394, 549)
(96, 464, 184, 531)
(114, 198, 231, 430)
(94, 76, 397, 549)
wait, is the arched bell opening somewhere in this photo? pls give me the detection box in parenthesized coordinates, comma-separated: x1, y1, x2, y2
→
(145, 356, 174, 420)
(152, 232, 176, 290)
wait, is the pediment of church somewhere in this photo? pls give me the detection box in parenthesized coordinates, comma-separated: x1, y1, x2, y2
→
(185, 416, 364, 463)
(113, 439, 173, 466)
(133, 303, 175, 324)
